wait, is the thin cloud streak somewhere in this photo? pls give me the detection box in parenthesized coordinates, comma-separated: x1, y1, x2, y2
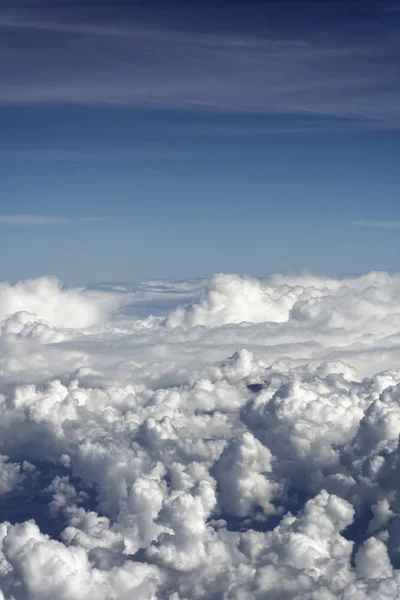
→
(0, 215, 104, 226)
(350, 220, 400, 229)
(0, 14, 261, 47)
(0, 149, 176, 162)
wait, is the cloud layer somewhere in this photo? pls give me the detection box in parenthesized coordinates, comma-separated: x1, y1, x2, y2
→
(1, 272, 400, 598)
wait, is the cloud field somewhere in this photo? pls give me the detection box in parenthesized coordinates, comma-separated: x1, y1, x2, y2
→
(1, 271, 400, 598)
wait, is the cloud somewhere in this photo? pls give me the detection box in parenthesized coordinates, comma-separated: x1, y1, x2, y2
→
(350, 219, 400, 229)
(0, 149, 175, 162)
(1, 271, 400, 597)
(0, 276, 121, 330)
(0, 215, 104, 226)
(0, 215, 66, 225)
(0, 5, 399, 128)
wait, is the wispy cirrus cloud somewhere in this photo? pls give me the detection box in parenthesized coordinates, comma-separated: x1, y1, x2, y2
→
(0, 149, 175, 162)
(349, 220, 400, 229)
(0, 2, 399, 129)
(0, 215, 103, 226)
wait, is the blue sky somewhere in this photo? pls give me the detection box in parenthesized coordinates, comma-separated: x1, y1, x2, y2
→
(0, 0, 399, 283)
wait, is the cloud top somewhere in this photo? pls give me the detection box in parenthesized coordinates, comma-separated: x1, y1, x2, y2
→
(0, 271, 400, 597)
(165, 271, 400, 332)
(0, 277, 120, 330)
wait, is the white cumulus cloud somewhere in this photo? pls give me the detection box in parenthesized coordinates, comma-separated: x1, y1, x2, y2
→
(0, 271, 400, 598)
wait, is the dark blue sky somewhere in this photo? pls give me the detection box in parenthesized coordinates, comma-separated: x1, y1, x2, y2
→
(0, 0, 399, 282)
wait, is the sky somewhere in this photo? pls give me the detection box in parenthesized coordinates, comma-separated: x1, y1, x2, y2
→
(0, 0, 399, 283)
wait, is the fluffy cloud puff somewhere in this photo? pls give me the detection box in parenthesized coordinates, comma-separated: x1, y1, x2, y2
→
(0, 277, 121, 332)
(1, 272, 400, 599)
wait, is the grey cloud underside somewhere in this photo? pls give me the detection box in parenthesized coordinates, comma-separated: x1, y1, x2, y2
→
(1, 10, 400, 128)
(2, 272, 400, 598)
